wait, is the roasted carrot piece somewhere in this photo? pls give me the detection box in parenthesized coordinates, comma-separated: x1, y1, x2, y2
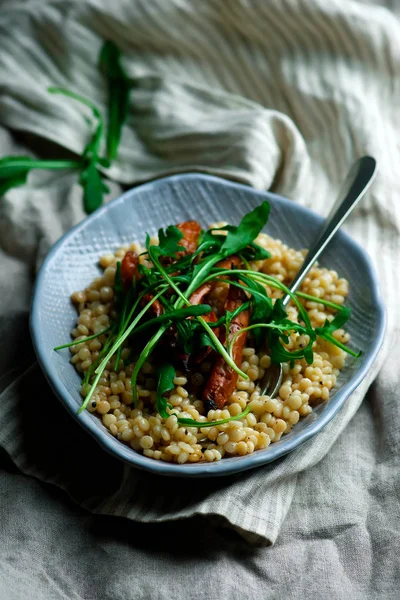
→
(188, 255, 241, 306)
(188, 282, 213, 305)
(121, 250, 140, 289)
(176, 220, 201, 257)
(142, 293, 163, 317)
(188, 255, 241, 365)
(168, 283, 218, 371)
(202, 285, 250, 411)
(121, 250, 162, 315)
(216, 255, 241, 270)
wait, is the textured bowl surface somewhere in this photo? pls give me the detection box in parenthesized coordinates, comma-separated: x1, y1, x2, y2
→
(31, 174, 386, 477)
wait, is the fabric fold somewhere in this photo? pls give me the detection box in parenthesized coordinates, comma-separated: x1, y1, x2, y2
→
(0, 0, 399, 548)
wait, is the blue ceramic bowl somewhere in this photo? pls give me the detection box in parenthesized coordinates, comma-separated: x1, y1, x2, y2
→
(30, 174, 386, 477)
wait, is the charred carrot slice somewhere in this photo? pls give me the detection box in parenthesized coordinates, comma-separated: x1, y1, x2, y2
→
(188, 255, 241, 364)
(121, 250, 140, 289)
(188, 282, 213, 305)
(202, 285, 250, 411)
(216, 255, 241, 270)
(176, 220, 201, 256)
(121, 250, 162, 315)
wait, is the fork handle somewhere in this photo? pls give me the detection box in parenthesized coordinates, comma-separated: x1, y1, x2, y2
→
(282, 156, 377, 307)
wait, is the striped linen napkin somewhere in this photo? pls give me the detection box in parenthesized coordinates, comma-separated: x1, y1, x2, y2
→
(0, 0, 398, 545)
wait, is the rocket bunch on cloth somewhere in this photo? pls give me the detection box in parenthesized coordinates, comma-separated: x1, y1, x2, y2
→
(0, 41, 129, 214)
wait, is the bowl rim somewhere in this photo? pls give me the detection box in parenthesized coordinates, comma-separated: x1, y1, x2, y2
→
(30, 173, 387, 477)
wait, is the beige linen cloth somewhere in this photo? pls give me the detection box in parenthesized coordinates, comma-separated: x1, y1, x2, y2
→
(1, 1, 400, 598)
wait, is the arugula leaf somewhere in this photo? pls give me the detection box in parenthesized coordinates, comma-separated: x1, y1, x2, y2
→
(79, 160, 109, 213)
(196, 228, 227, 257)
(315, 307, 361, 357)
(0, 156, 81, 196)
(220, 201, 270, 256)
(240, 241, 271, 261)
(156, 363, 176, 418)
(49, 87, 109, 214)
(130, 304, 213, 339)
(268, 338, 310, 365)
(193, 207, 270, 280)
(137, 263, 160, 289)
(187, 203, 271, 300)
(265, 298, 315, 365)
(198, 329, 219, 352)
(318, 306, 351, 331)
(0, 156, 36, 180)
(99, 40, 131, 160)
(2, 44, 131, 211)
(241, 275, 273, 346)
(152, 225, 184, 257)
(223, 301, 251, 351)
(0, 156, 30, 195)
(270, 298, 287, 322)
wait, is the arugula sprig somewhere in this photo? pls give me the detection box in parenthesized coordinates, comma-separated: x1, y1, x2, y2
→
(0, 156, 81, 196)
(1, 40, 130, 213)
(315, 307, 361, 358)
(145, 228, 250, 381)
(99, 40, 131, 161)
(48, 87, 111, 214)
(156, 364, 175, 419)
(106, 206, 274, 411)
(198, 266, 358, 365)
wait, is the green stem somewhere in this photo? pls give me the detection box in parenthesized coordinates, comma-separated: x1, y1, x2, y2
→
(81, 329, 117, 396)
(315, 330, 361, 358)
(2, 159, 81, 171)
(53, 326, 111, 350)
(78, 368, 104, 414)
(114, 292, 131, 371)
(79, 291, 164, 414)
(295, 291, 345, 312)
(148, 248, 191, 307)
(228, 322, 307, 356)
(184, 254, 223, 298)
(240, 255, 251, 270)
(114, 344, 123, 372)
(121, 285, 167, 331)
(94, 289, 165, 375)
(209, 277, 268, 305)
(196, 317, 249, 381)
(131, 323, 170, 405)
(48, 87, 103, 123)
(78, 332, 119, 413)
(149, 250, 248, 380)
(204, 268, 313, 331)
(126, 304, 212, 337)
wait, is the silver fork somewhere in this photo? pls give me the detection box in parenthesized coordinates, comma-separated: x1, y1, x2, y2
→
(260, 155, 377, 398)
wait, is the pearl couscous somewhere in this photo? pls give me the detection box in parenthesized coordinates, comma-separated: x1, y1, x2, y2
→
(67, 227, 350, 464)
